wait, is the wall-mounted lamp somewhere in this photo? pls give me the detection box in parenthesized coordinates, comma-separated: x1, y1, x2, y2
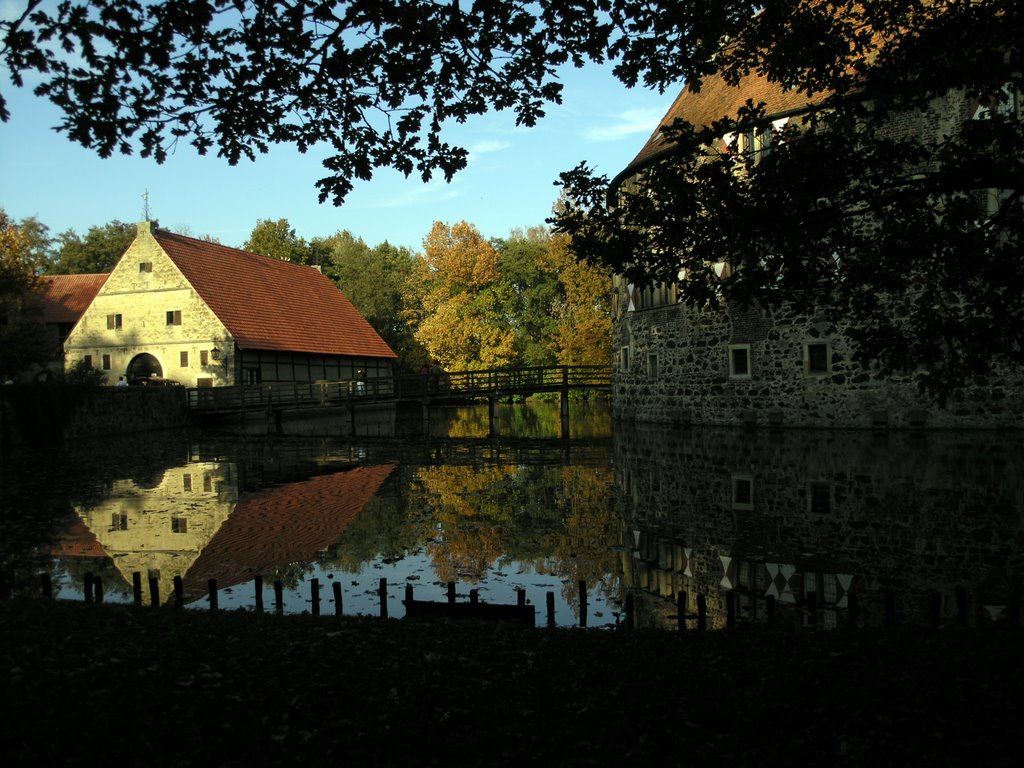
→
(211, 347, 221, 361)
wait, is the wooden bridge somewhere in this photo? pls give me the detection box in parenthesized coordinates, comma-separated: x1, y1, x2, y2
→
(185, 365, 612, 438)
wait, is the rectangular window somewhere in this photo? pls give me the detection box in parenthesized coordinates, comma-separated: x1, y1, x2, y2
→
(166, 310, 182, 326)
(106, 313, 122, 330)
(728, 344, 751, 379)
(732, 473, 754, 511)
(139, 262, 152, 273)
(619, 346, 630, 372)
(180, 351, 189, 367)
(203, 475, 212, 493)
(102, 354, 111, 370)
(171, 516, 188, 534)
(111, 513, 128, 531)
(83, 355, 93, 368)
(805, 342, 830, 375)
(183, 474, 192, 492)
(648, 353, 659, 380)
(808, 481, 832, 515)
(200, 350, 209, 366)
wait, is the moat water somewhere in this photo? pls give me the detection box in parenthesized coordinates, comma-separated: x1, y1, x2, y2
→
(2, 399, 1022, 630)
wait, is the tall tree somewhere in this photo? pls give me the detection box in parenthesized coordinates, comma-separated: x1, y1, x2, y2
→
(412, 221, 516, 370)
(0, 210, 51, 378)
(46, 220, 135, 274)
(314, 230, 428, 369)
(242, 218, 315, 263)
(542, 232, 612, 367)
(491, 228, 560, 368)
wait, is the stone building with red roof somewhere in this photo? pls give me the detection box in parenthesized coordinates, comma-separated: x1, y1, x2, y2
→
(607, 59, 1022, 429)
(64, 221, 396, 388)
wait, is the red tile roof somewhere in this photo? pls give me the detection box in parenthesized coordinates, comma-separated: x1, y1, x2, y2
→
(36, 274, 108, 324)
(181, 464, 397, 601)
(153, 229, 396, 359)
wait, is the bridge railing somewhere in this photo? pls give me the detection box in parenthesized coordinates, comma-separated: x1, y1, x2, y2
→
(187, 377, 396, 411)
(398, 365, 611, 399)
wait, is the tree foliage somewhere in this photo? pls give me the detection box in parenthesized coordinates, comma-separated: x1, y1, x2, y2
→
(0, 209, 51, 378)
(46, 220, 135, 275)
(242, 218, 316, 263)
(552, 0, 1024, 402)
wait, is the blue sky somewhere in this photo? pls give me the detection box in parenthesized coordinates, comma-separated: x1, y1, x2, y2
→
(0, 55, 672, 252)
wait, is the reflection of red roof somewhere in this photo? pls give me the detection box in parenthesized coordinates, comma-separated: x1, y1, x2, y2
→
(52, 514, 107, 558)
(153, 230, 396, 358)
(36, 274, 108, 324)
(182, 464, 396, 600)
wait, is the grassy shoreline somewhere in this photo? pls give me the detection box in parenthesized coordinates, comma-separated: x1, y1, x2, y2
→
(2, 599, 1021, 766)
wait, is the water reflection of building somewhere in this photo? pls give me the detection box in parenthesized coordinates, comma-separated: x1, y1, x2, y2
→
(55, 459, 395, 605)
(616, 426, 1024, 630)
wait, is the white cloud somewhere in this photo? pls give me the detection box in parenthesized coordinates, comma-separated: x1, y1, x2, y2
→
(583, 107, 665, 142)
(468, 139, 512, 157)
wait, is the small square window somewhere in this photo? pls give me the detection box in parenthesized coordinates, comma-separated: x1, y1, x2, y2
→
(732, 473, 754, 510)
(166, 310, 182, 326)
(102, 354, 111, 370)
(83, 355, 93, 368)
(806, 342, 830, 375)
(106, 313, 122, 330)
(180, 351, 189, 367)
(728, 344, 751, 379)
(171, 516, 188, 533)
(139, 262, 152, 273)
(808, 481, 832, 514)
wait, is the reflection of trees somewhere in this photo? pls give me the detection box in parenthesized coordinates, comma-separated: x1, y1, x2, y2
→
(407, 460, 618, 597)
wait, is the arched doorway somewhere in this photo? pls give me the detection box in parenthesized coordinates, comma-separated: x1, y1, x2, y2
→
(127, 353, 162, 384)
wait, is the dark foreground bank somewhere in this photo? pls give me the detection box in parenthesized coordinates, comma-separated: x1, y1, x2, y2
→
(1, 599, 1021, 767)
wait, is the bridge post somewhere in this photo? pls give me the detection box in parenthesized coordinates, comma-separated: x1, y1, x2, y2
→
(488, 396, 496, 438)
(560, 366, 570, 441)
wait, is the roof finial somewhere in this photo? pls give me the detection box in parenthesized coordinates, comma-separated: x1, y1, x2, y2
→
(142, 189, 151, 221)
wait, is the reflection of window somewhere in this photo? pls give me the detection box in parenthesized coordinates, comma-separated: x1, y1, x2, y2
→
(203, 475, 212, 492)
(805, 342, 830, 375)
(807, 481, 832, 514)
(171, 516, 188, 533)
(110, 513, 128, 531)
(183, 474, 192, 492)
(732, 473, 754, 510)
(728, 344, 751, 379)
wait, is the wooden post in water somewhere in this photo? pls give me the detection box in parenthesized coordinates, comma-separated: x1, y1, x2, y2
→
(546, 591, 555, 628)
(847, 592, 858, 628)
(0, 572, 8, 601)
(487, 396, 496, 438)
(173, 575, 184, 608)
(766, 594, 776, 624)
(405, 583, 414, 613)
(379, 578, 388, 619)
(94, 577, 103, 604)
(807, 591, 817, 627)
(333, 581, 343, 616)
(517, 588, 526, 608)
(579, 580, 588, 628)
(559, 366, 570, 441)
(148, 574, 160, 607)
(208, 579, 218, 610)
(625, 592, 634, 630)
(40, 573, 52, 599)
(84, 573, 94, 603)
(132, 572, 142, 605)
(311, 578, 320, 616)
(726, 591, 736, 628)
(274, 580, 283, 613)
(470, 588, 479, 605)
(447, 581, 456, 604)
(254, 575, 264, 613)
(678, 591, 687, 634)
(696, 593, 707, 632)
